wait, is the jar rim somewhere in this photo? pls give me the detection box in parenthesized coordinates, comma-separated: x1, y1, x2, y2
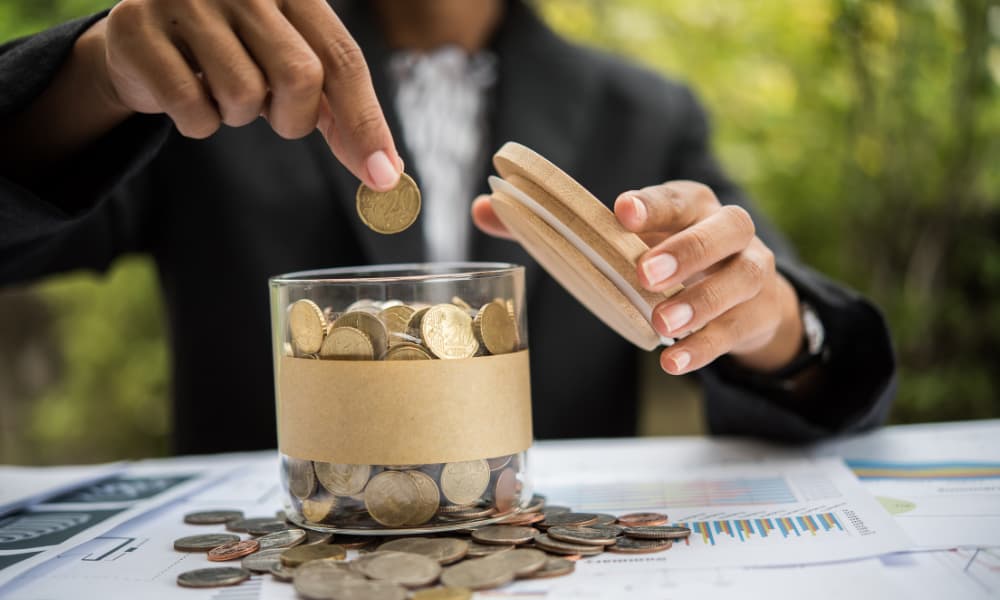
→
(269, 262, 523, 285)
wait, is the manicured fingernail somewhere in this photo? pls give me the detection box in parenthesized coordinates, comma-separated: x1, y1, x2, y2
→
(629, 196, 647, 225)
(659, 303, 693, 334)
(366, 150, 400, 190)
(642, 254, 677, 286)
(669, 351, 691, 373)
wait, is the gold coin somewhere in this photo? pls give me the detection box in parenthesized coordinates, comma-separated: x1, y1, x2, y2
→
(314, 463, 372, 496)
(421, 304, 479, 359)
(404, 470, 441, 526)
(439, 460, 491, 505)
(280, 543, 347, 567)
(288, 299, 327, 355)
(473, 300, 517, 355)
(406, 306, 430, 339)
(333, 311, 389, 358)
(384, 343, 433, 360)
(411, 587, 473, 600)
(319, 326, 375, 360)
(379, 305, 416, 346)
(286, 458, 316, 500)
(451, 296, 473, 312)
(301, 493, 337, 524)
(364, 471, 419, 528)
(356, 172, 421, 234)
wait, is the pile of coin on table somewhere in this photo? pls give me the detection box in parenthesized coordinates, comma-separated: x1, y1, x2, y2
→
(285, 295, 519, 361)
(283, 455, 523, 529)
(174, 499, 690, 598)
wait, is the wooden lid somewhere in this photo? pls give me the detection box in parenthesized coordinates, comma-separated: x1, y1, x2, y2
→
(489, 142, 681, 350)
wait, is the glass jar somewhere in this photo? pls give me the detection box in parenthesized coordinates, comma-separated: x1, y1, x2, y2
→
(269, 263, 533, 534)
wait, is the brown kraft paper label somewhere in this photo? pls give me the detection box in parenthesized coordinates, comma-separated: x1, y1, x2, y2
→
(277, 350, 532, 465)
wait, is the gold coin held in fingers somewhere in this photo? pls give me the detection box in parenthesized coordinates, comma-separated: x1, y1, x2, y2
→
(357, 172, 421, 234)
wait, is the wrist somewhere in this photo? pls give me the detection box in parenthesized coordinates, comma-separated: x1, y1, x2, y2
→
(731, 275, 804, 373)
(76, 18, 132, 121)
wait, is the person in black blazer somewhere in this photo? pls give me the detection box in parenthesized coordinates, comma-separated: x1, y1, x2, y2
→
(0, 0, 895, 454)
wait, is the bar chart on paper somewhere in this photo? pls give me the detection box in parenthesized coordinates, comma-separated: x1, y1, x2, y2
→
(534, 454, 911, 568)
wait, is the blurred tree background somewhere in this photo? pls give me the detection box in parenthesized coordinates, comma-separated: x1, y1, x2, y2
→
(0, 0, 997, 464)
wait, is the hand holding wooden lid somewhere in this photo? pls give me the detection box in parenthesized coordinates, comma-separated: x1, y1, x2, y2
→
(487, 142, 682, 350)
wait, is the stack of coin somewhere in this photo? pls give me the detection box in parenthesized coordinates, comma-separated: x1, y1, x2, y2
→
(173, 500, 689, 593)
(174, 502, 691, 600)
(287, 297, 520, 361)
(283, 455, 524, 530)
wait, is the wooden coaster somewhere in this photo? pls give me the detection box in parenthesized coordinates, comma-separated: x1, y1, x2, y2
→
(489, 142, 682, 351)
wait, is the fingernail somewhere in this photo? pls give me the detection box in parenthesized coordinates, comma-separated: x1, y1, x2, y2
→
(642, 254, 677, 286)
(365, 150, 400, 190)
(670, 351, 691, 373)
(629, 196, 647, 225)
(659, 303, 693, 334)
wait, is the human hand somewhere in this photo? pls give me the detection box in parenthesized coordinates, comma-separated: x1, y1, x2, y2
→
(472, 181, 804, 375)
(98, 0, 401, 190)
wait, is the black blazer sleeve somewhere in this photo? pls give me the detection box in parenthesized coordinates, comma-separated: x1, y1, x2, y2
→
(667, 86, 896, 442)
(0, 14, 172, 283)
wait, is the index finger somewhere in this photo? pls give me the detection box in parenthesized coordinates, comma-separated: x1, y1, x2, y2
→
(614, 181, 719, 235)
(283, 1, 402, 191)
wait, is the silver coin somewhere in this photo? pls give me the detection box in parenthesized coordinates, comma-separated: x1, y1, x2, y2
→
(539, 512, 599, 529)
(540, 505, 570, 517)
(590, 513, 618, 526)
(247, 520, 293, 536)
(329, 579, 408, 600)
(355, 550, 441, 588)
(176, 567, 249, 588)
(241, 548, 286, 573)
(227, 517, 285, 533)
(440, 556, 515, 590)
(377, 537, 468, 564)
(257, 528, 307, 550)
(547, 525, 620, 546)
(173, 533, 240, 552)
(183, 510, 244, 525)
(622, 525, 692, 540)
(532, 533, 604, 556)
(471, 525, 539, 545)
(293, 559, 366, 599)
(482, 548, 547, 577)
(287, 458, 317, 500)
(608, 537, 673, 553)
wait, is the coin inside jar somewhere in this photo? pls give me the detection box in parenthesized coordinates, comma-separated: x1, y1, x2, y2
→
(383, 342, 434, 360)
(288, 299, 327, 355)
(333, 311, 389, 357)
(314, 462, 371, 497)
(473, 300, 517, 355)
(421, 304, 480, 359)
(286, 458, 316, 500)
(356, 172, 422, 235)
(319, 325, 376, 360)
(439, 460, 491, 505)
(365, 470, 421, 528)
(380, 305, 416, 346)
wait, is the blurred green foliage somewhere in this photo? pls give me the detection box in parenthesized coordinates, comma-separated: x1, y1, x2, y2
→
(1, 0, 997, 463)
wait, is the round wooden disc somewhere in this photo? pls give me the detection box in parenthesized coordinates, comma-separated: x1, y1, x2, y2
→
(490, 188, 660, 350)
(490, 142, 681, 350)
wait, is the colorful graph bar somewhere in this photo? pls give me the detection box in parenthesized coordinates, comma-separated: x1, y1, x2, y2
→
(847, 460, 1000, 480)
(678, 512, 843, 546)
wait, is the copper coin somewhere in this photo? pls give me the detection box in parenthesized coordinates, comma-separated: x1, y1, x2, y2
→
(493, 468, 518, 513)
(623, 525, 692, 540)
(498, 511, 545, 526)
(523, 495, 546, 514)
(540, 512, 599, 529)
(207, 539, 260, 562)
(608, 537, 673, 554)
(616, 512, 668, 527)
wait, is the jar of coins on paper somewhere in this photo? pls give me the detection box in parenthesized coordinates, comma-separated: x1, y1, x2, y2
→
(269, 263, 533, 534)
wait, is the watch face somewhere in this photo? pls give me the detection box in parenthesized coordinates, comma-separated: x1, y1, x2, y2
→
(802, 304, 825, 355)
